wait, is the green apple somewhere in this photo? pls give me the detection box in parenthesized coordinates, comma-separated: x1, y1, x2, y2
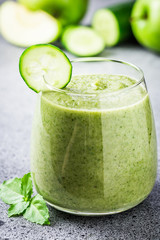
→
(18, 0, 89, 26)
(131, 0, 160, 53)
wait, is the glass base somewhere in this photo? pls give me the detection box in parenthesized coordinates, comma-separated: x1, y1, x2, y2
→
(46, 195, 148, 216)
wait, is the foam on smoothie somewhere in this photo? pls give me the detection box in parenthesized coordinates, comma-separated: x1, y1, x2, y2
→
(66, 74, 136, 93)
(42, 74, 146, 110)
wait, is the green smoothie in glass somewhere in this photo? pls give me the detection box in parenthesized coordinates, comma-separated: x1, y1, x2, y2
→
(31, 59, 157, 215)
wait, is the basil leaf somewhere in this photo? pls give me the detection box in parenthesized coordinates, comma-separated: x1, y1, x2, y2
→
(21, 173, 33, 200)
(8, 200, 30, 217)
(0, 178, 23, 204)
(0, 173, 50, 225)
(23, 194, 50, 225)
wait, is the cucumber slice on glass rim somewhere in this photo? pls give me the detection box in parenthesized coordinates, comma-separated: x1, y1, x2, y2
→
(61, 26, 105, 57)
(19, 44, 72, 92)
(0, 1, 61, 47)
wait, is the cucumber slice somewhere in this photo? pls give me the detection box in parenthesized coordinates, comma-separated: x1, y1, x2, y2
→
(92, 1, 134, 47)
(61, 26, 105, 57)
(19, 44, 72, 92)
(0, 1, 61, 47)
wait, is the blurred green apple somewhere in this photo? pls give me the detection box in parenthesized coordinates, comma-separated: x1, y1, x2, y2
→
(131, 0, 160, 53)
(18, 0, 89, 26)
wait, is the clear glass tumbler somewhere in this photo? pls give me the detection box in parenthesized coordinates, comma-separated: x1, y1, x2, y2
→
(31, 58, 157, 215)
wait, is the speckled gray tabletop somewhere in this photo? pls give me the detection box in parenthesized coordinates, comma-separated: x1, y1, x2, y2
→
(0, 0, 160, 239)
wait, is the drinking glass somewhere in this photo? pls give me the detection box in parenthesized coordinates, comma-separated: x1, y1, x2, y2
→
(31, 58, 157, 215)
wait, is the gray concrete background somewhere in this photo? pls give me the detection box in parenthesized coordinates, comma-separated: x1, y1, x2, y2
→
(0, 0, 160, 239)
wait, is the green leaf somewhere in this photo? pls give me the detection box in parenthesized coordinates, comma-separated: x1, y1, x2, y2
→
(8, 200, 30, 217)
(0, 173, 50, 225)
(21, 173, 33, 200)
(23, 194, 50, 225)
(0, 178, 23, 204)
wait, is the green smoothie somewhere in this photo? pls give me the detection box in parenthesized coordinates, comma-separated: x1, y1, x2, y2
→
(31, 74, 157, 214)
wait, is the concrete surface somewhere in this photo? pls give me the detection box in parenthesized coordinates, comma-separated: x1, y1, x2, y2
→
(0, 0, 160, 239)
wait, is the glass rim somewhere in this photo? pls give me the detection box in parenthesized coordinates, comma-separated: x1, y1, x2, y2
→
(44, 57, 145, 97)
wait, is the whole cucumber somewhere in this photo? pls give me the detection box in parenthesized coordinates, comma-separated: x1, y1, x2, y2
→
(92, 1, 134, 47)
